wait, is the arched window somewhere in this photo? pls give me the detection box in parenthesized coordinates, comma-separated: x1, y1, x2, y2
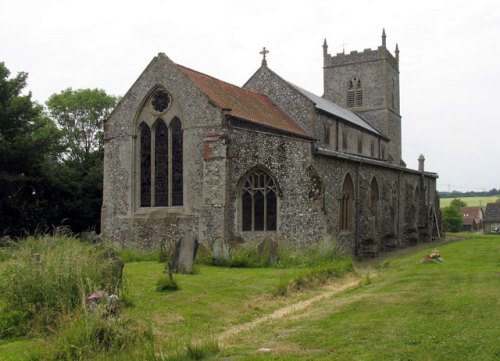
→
(138, 117, 183, 207)
(370, 177, 379, 225)
(140, 122, 151, 207)
(347, 77, 363, 108)
(340, 173, 354, 230)
(171, 118, 183, 206)
(154, 119, 168, 206)
(241, 169, 278, 232)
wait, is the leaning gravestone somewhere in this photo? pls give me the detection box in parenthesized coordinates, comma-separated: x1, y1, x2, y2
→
(212, 238, 230, 264)
(258, 237, 279, 265)
(170, 231, 199, 273)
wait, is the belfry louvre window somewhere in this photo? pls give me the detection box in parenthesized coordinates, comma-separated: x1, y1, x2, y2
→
(340, 174, 354, 230)
(241, 170, 278, 231)
(347, 77, 363, 108)
(139, 117, 183, 207)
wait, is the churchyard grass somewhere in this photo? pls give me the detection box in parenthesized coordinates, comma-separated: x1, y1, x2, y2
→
(440, 195, 498, 208)
(1, 234, 498, 360)
(219, 234, 500, 360)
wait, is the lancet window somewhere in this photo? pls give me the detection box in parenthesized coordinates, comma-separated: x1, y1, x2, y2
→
(340, 173, 354, 230)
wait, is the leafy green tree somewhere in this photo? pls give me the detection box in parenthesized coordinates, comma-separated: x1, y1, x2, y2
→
(442, 206, 463, 232)
(0, 62, 64, 236)
(450, 198, 467, 208)
(46, 88, 117, 233)
(46, 88, 117, 162)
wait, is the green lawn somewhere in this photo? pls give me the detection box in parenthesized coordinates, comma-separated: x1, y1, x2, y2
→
(220, 235, 500, 360)
(1, 235, 499, 360)
(440, 195, 498, 208)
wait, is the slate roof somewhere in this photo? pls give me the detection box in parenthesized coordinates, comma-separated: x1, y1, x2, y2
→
(288, 83, 382, 136)
(484, 203, 500, 222)
(178, 65, 312, 140)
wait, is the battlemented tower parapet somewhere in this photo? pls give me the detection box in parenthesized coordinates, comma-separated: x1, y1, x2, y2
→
(322, 30, 403, 164)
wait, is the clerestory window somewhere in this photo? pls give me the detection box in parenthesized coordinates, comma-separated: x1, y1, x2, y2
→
(139, 117, 183, 207)
(241, 169, 278, 232)
(347, 77, 363, 108)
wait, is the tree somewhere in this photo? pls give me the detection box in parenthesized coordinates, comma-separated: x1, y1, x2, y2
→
(450, 198, 467, 208)
(46, 88, 117, 233)
(442, 206, 463, 232)
(0, 62, 64, 236)
(46, 88, 117, 162)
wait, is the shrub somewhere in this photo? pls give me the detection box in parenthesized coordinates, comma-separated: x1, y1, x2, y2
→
(0, 236, 123, 337)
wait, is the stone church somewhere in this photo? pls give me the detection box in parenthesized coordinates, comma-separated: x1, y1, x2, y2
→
(102, 31, 440, 256)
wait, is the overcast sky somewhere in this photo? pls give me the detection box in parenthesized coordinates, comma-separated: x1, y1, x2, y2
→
(1, 0, 499, 192)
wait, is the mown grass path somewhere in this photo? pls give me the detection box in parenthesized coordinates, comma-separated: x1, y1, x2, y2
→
(219, 235, 500, 360)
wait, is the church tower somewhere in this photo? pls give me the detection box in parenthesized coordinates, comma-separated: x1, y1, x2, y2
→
(322, 30, 402, 164)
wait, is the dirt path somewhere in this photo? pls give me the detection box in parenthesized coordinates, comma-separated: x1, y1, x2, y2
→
(218, 274, 367, 342)
(218, 237, 458, 343)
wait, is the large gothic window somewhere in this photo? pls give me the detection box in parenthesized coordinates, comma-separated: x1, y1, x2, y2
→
(139, 117, 183, 207)
(241, 169, 278, 232)
(340, 173, 354, 230)
(347, 77, 363, 108)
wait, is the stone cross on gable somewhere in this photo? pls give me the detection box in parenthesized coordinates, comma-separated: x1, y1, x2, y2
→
(260, 47, 269, 66)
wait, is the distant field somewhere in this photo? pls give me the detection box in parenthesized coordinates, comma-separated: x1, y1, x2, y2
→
(440, 195, 499, 208)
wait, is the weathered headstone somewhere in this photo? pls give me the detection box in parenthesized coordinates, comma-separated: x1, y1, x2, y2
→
(212, 238, 230, 264)
(258, 237, 278, 265)
(170, 231, 199, 273)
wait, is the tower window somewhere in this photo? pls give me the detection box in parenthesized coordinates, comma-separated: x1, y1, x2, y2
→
(347, 77, 363, 108)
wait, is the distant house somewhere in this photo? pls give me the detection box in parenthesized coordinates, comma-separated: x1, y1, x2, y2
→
(483, 203, 500, 233)
(460, 206, 484, 231)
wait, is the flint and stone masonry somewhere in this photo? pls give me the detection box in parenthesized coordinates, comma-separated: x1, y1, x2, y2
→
(102, 31, 440, 257)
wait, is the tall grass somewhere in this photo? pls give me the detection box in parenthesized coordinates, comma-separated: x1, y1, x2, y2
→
(0, 236, 123, 337)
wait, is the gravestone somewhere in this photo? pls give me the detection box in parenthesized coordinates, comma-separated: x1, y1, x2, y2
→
(258, 237, 278, 265)
(212, 238, 230, 264)
(170, 231, 199, 273)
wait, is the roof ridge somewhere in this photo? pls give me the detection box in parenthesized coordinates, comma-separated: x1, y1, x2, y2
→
(177, 64, 270, 99)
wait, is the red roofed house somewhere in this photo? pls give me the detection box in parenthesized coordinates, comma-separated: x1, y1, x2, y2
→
(102, 31, 441, 257)
(460, 206, 484, 231)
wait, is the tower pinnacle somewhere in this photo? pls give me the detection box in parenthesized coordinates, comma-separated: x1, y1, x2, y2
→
(323, 38, 328, 56)
(382, 28, 387, 47)
(395, 43, 399, 63)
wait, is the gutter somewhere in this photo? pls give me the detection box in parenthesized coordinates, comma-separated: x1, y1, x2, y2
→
(312, 146, 439, 179)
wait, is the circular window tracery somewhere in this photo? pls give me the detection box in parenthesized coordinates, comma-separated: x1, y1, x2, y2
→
(150, 89, 170, 113)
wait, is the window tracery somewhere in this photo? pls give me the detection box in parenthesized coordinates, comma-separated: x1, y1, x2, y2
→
(241, 169, 278, 232)
(138, 116, 183, 208)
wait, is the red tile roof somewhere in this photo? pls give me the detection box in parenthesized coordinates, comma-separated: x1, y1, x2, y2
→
(178, 65, 312, 139)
